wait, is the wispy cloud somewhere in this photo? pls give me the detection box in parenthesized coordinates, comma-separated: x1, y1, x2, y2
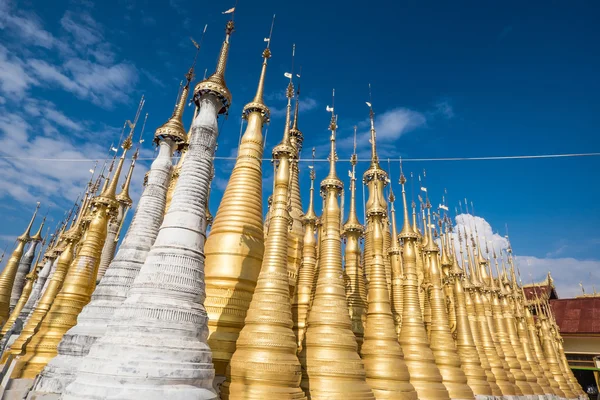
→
(338, 107, 427, 151)
(0, 3, 139, 108)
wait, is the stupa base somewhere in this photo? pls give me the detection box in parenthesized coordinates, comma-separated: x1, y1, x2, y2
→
(62, 383, 217, 400)
(1, 377, 34, 400)
(26, 391, 60, 400)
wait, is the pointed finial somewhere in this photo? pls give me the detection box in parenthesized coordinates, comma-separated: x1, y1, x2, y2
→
(271, 47, 297, 161)
(0, 243, 9, 264)
(30, 211, 47, 242)
(304, 148, 317, 222)
(17, 202, 40, 242)
(189, 23, 207, 79)
(116, 149, 138, 207)
(291, 66, 302, 132)
(343, 132, 362, 231)
(101, 98, 143, 200)
(243, 16, 275, 122)
(366, 84, 379, 169)
(398, 160, 416, 239)
(320, 91, 343, 194)
(194, 19, 234, 114)
(155, 38, 200, 146)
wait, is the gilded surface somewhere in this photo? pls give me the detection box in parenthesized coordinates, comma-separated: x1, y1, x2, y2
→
(205, 49, 270, 376)
(397, 176, 450, 400)
(361, 165, 416, 399)
(292, 164, 318, 350)
(0, 204, 39, 325)
(302, 114, 374, 399)
(424, 219, 474, 400)
(12, 152, 123, 379)
(227, 95, 305, 399)
(448, 255, 497, 397)
(342, 152, 367, 351)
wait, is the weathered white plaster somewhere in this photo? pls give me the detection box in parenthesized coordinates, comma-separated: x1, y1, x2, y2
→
(62, 94, 221, 400)
(30, 139, 176, 396)
(9, 242, 39, 312)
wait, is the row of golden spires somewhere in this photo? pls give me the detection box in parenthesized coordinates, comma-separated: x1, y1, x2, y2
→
(0, 16, 586, 400)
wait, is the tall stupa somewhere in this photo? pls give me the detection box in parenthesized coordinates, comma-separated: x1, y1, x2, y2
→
(62, 20, 234, 400)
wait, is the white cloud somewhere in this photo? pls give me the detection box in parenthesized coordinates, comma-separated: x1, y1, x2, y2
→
(0, 45, 38, 97)
(338, 107, 427, 151)
(446, 213, 600, 299)
(0, 3, 139, 108)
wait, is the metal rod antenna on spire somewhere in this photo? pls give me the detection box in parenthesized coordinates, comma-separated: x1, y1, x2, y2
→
(265, 14, 275, 49)
(231, 0, 239, 22)
(137, 113, 148, 144)
(124, 95, 146, 144)
(290, 44, 296, 80)
(190, 23, 208, 67)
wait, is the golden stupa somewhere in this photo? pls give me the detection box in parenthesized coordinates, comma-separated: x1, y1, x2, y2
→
(0, 10, 586, 400)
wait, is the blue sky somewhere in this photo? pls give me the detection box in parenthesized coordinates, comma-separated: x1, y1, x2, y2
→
(0, 0, 598, 296)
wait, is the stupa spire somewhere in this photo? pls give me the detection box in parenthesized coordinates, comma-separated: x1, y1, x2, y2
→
(33, 56, 198, 397)
(204, 21, 274, 386)
(283, 44, 305, 297)
(478, 229, 533, 398)
(423, 205, 474, 400)
(509, 268, 556, 398)
(97, 148, 139, 284)
(361, 99, 417, 399)
(0, 246, 43, 338)
(446, 222, 497, 398)
(397, 169, 449, 399)
(64, 18, 232, 398)
(389, 162, 404, 334)
(292, 148, 318, 349)
(11, 103, 141, 381)
(227, 49, 305, 398)
(8, 213, 46, 313)
(342, 128, 367, 351)
(524, 302, 566, 398)
(536, 298, 577, 398)
(2, 195, 83, 367)
(461, 221, 517, 398)
(303, 98, 374, 399)
(0, 202, 40, 325)
(194, 20, 233, 114)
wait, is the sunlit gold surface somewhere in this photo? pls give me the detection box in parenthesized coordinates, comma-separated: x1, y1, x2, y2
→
(538, 308, 576, 398)
(292, 164, 318, 350)
(447, 250, 496, 397)
(525, 305, 565, 398)
(287, 93, 304, 297)
(465, 255, 516, 397)
(302, 113, 374, 399)
(361, 151, 416, 398)
(3, 200, 87, 364)
(342, 151, 366, 351)
(494, 258, 544, 397)
(226, 80, 305, 399)
(397, 175, 449, 400)
(424, 214, 474, 400)
(12, 148, 126, 379)
(388, 194, 403, 336)
(1, 266, 36, 336)
(0, 204, 39, 325)
(204, 48, 270, 378)
(482, 260, 532, 397)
